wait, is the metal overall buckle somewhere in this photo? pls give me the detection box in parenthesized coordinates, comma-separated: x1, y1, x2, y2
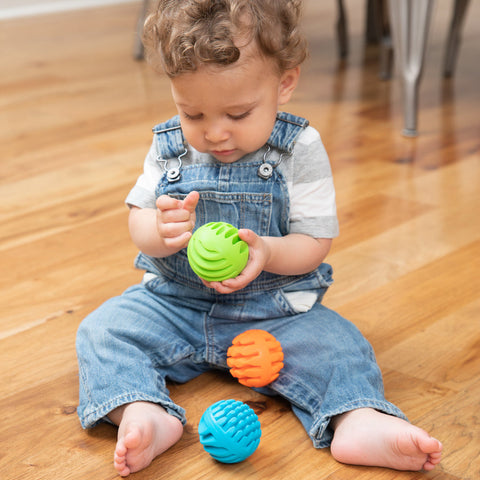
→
(158, 148, 188, 183)
(257, 146, 289, 180)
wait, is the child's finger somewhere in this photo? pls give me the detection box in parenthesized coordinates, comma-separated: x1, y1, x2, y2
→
(158, 206, 191, 224)
(163, 231, 192, 250)
(156, 194, 182, 211)
(182, 191, 200, 213)
(157, 213, 193, 238)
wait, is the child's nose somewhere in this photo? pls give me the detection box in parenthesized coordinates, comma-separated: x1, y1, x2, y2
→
(204, 122, 230, 144)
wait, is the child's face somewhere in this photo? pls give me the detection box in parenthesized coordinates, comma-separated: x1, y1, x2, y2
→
(170, 51, 299, 164)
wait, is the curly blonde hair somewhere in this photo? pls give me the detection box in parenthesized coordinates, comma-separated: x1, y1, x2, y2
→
(143, 0, 308, 77)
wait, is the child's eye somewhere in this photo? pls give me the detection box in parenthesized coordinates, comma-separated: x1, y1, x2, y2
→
(228, 111, 251, 121)
(183, 112, 203, 120)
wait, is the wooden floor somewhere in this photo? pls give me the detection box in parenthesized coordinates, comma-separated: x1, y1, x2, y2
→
(1, 1, 479, 479)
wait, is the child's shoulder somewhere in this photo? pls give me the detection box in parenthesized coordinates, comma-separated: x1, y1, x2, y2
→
(297, 125, 322, 146)
(275, 111, 322, 147)
(291, 124, 330, 166)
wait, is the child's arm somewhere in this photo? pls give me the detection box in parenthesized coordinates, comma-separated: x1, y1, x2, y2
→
(128, 191, 199, 258)
(202, 230, 332, 294)
(253, 232, 332, 275)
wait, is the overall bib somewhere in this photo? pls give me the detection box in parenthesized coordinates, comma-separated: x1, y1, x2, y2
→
(76, 113, 406, 448)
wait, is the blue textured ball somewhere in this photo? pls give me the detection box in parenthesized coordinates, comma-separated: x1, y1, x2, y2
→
(198, 399, 262, 463)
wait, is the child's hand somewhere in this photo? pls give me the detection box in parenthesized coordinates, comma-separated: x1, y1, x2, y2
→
(155, 191, 199, 252)
(201, 228, 269, 294)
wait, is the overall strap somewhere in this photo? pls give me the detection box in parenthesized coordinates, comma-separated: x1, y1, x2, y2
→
(267, 111, 309, 153)
(152, 115, 186, 159)
(153, 112, 308, 158)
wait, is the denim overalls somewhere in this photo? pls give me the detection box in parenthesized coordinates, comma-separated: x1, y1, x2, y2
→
(76, 112, 406, 448)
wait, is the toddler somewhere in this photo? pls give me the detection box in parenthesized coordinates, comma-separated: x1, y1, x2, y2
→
(76, 0, 442, 476)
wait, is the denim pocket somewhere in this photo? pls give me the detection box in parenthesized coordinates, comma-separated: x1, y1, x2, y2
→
(282, 291, 319, 313)
(169, 190, 273, 236)
(279, 264, 334, 313)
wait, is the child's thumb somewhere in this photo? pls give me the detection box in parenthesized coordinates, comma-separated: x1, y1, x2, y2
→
(238, 228, 256, 246)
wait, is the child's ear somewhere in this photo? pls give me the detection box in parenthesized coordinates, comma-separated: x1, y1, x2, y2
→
(278, 66, 300, 105)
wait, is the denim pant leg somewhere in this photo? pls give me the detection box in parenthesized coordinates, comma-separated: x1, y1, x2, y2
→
(76, 283, 209, 429)
(256, 303, 408, 448)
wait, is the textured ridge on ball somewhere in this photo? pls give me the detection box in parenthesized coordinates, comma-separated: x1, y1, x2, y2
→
(187, 222, 249, 282)
(198, 399, 261, 463)
(227, 329, 284, 387)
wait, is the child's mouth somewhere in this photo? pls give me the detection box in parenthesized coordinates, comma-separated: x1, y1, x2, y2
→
(212, 149, 236, 157)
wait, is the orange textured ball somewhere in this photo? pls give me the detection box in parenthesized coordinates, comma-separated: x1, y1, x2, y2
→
(227, 329, 284, 387)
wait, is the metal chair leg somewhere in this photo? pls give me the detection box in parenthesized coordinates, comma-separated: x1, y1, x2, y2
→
(444, 0, 470, 77)
(133, 0, 149, 60)
(366, 0, 381, 43)
(368, 0, 394, 80)
(388, 0, 433, 136)
(337, 0, 348, 58)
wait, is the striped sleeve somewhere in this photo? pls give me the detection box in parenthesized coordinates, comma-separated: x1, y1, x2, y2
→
(125, 139, 162, 209)
(285, 126, 339, 238)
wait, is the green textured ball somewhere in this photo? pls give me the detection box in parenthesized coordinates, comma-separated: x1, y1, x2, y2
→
(187, 222, 249, 282)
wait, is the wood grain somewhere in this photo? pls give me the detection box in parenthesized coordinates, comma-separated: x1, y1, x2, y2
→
(1, 1, 479, 479)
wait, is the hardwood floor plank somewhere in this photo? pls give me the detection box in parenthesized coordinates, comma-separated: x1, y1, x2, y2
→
(0, 184, 132, 251)
(335, 241, 480, 353)
(334, 193, 433, 252)
(417, 381, 480, 480)
(0, 213, 138, 332)
(380, 298, 480, 391)
(382, 369, 455, 424)
(327, 155, 479, 309)
(1, 0, 478, 478)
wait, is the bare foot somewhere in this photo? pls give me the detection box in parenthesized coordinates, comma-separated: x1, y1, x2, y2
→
(108, 401, 183, 477)
(330, 408, 442, 471)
